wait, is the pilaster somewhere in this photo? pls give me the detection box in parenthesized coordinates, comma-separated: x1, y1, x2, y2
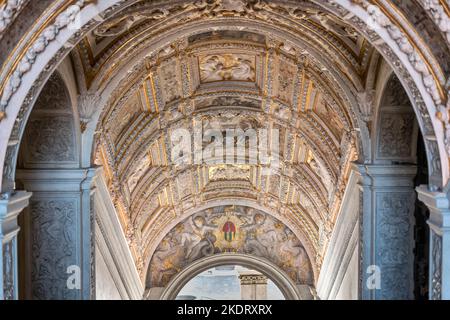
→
(0, 191, 32, 300)
(16, 168, 100, 300)
(355, 164, 417, 300)
(416, 185, 450, 300)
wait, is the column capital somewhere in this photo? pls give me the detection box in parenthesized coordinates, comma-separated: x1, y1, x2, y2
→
(416, 185, 450, 232)
(16, 167, 101, 192)
(352, 163, 417, 187)
(0, 191, 32, 240)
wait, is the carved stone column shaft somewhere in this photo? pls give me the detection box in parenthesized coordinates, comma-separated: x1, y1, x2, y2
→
(16, 168, 99, 300)
(355, 164, 417, 300)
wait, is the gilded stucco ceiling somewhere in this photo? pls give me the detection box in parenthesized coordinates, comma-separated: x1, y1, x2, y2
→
(69, 0, 381, 282)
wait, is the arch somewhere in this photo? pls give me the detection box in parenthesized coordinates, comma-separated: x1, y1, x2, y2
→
(0, 0, 447, 194)
(372, 73, 419, 165)
(17, 70, 80, 170)
(159, 253, 305, 300)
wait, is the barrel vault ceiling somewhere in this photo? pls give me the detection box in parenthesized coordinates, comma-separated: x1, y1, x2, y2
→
(68, 0, 381, 281)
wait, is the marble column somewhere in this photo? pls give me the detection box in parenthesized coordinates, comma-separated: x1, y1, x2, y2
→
(355, 164, 417, 300)
(0, 191, 32, 300)
(16, 168, 100, 300)
(239, 271, 268, 300)
(416, 186, 450, 300)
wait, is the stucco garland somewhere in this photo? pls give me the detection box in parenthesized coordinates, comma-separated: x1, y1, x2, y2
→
(0, 0, 28, 36)
(420, 0, 450, 45)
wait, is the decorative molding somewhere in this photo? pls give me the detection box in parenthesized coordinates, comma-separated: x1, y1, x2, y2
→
(420, 0, 450, 44)
(159, 253, 305, 300)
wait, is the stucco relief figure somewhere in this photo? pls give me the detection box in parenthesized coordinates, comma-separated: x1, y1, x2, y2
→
(127, 154, 151, 192)
(195, 95, 261, 110)
(209, 165, 250, 181)
(148, 206, 314, 287)
(199, 54, 256, 82)
(315, 99, 344, 140)
(308, 156, 333, 197)
(94, 16, 140, 38)
(94, 10, 169, 38)
(219, 0, 247, 12)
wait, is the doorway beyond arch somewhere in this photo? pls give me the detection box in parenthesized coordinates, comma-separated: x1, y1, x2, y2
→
(155, 253, 313, 300)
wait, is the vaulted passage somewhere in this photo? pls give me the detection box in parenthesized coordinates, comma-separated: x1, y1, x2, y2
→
(1, 0, 450, 301)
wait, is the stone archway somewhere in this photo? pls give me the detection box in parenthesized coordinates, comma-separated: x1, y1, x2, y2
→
(0, 0, 450, 301)
(157, 253, 309, 300)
